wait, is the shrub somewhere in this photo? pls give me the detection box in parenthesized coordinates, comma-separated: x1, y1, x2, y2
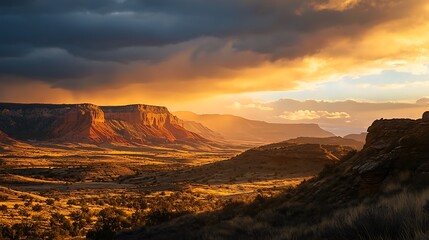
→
(86, 207, 131, 240)
(46, 198, 55, 205)
(0, 205, 7, 212)
(49, 213, 73, 238)
(32, 204, 43, 212)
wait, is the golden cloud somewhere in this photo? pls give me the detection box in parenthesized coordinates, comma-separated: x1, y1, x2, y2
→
(280, 110, 351, 120)
(1, 0, 428, 105)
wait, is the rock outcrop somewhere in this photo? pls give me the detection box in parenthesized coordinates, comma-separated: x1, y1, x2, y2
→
(349, 113, 429, 194)
(101, 105, 204, 143)
(0, 103, 206, 145)
(102, 105, 182, 126)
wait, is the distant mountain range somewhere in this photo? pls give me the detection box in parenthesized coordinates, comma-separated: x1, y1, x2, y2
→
(174, 111, 334, 144)
(0, 104, 336, 147)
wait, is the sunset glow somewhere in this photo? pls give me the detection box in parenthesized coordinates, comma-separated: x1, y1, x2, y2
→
(0, 0, 428, 133)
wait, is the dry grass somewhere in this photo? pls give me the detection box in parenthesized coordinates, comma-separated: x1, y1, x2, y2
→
(194, 188, 429, 240)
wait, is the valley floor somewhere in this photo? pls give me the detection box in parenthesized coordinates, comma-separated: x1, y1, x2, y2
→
(0, 141, 310, 239)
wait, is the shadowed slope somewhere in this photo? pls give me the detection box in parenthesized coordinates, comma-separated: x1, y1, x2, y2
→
(124, 141, 354, 193)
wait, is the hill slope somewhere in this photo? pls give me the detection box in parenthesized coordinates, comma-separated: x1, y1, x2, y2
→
(174, 111, 334, 144)
(180, 120, 225, 142)
(124, 142, 354, 190)
(343, 132, 367, 142)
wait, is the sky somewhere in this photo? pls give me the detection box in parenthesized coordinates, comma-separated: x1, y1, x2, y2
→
(1, 0, 429, 134)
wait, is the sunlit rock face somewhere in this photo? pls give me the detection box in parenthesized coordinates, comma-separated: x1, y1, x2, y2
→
(0, 103, 204, 145)
(63, 104, 105, 124)
(101, 104, 182, 127)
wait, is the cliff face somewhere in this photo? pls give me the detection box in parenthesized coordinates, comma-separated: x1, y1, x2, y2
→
(102, 105, 182, 126)
(0, 103, 205, 145)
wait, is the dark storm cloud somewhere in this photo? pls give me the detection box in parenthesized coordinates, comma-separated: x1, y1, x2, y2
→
(0, 0, 420, 89)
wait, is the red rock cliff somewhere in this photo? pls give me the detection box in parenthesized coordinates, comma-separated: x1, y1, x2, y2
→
(0, 103, 204, 145)
(101, 105, 182, 127)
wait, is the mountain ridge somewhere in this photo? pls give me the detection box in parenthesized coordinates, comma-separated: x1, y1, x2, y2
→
(174, 111, 334, 144)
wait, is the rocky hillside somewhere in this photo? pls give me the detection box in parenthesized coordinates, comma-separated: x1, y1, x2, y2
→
(174, 111, 334, 144)
(120, 112, 429, 239)
(0, 103, 206, 145)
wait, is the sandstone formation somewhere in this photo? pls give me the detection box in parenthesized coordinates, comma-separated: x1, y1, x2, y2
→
(0, 103, 206, 145)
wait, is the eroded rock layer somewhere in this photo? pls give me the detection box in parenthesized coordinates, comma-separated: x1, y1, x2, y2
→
(0, 103, 205, 145)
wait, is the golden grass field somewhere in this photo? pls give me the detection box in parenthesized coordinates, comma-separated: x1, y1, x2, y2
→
(0, 140, 322, 238)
